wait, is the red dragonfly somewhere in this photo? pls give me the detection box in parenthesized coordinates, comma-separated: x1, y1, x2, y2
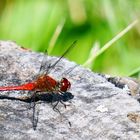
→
(0, 41, 77, 130)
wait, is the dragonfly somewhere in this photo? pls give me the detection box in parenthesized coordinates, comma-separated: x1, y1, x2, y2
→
(0, 41, 77, 130)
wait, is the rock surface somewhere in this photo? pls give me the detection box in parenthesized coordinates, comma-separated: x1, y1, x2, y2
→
(0, 41, 140, 140)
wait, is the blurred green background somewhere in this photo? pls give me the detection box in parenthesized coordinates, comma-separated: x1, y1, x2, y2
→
(0, 0, 140, 77)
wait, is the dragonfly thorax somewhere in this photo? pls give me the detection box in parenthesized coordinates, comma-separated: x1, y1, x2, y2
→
(34, 75, 71, 93)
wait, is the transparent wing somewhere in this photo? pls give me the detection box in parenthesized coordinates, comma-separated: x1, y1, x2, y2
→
(45, 40, 77, 74)
(32, 48, 49, 80)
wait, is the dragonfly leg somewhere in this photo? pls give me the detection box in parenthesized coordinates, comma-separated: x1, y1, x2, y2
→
(60, 100, 70, 108)
(51, 101, 71, 127)
(51, 101, 62, 115)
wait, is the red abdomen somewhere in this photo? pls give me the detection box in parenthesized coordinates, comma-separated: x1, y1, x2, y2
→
(0, 75, 57, 92)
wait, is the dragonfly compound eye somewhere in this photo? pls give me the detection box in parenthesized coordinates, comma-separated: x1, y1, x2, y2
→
(60, 78, 71, 92)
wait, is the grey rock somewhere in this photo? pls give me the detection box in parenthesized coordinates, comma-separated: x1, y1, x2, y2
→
(0, 41, 140, 140)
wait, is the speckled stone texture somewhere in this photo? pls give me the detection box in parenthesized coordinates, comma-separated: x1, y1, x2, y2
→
(0, 41, 140, 140)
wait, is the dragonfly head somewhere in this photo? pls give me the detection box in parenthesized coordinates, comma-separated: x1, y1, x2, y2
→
(59, 78, 71, 92)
